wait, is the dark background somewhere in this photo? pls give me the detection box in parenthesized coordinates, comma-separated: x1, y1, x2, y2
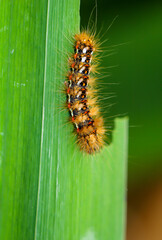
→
(81, 0, 162, 239)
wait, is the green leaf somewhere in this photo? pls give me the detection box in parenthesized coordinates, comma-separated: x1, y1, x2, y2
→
(0, 1, 128, 240)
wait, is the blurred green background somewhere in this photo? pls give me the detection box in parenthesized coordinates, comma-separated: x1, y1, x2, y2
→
(81, 0, 162, 187)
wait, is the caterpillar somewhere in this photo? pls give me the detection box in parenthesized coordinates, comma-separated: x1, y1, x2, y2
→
(65, 32, 106, 154)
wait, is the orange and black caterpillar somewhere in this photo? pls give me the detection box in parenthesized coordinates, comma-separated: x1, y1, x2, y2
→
(65, 32, 105, 154)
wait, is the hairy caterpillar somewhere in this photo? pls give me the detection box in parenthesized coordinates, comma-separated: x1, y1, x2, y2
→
(65, 32, 106, 154)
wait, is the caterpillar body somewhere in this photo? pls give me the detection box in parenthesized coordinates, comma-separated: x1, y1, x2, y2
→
(65, 32, 105, 154)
